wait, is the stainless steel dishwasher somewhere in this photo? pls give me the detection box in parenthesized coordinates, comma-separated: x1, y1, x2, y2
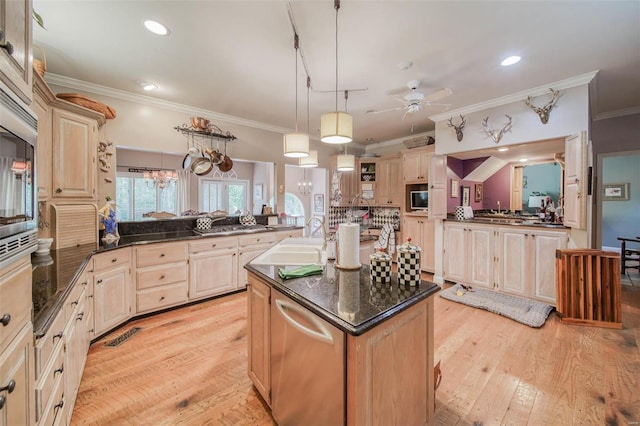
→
(271, 290, 345, 426)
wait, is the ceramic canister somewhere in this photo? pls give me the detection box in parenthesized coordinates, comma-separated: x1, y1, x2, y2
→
(397, 237, 421, 287)
(369, 249, 392, 283)
(196, 216, 213, 230)
(455, 206, 465, 221)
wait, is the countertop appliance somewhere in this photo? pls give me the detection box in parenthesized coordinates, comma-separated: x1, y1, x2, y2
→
(270, 290, 345, 425)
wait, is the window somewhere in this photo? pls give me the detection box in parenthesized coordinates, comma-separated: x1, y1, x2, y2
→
(116, 172, 177, 221)
(269, 192, 306, 225)
(199, 178, 248, 214)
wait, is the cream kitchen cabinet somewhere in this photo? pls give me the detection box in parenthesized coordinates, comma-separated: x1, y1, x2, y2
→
(134, 241, 188, 314)
(238, 233, 276, 290)
(92, 249, 132, 337)
(52, 108, 99, 199)
(0, 0, 32, 105)
(444, 222, 494, 289)
(496, 227, 568, 304)
(403, 215, 435, 272)
(376, 155, 402, 206)
(274, 229, 303, 241)
(402, 146, 434, 183)
(563, 132, 587, 229)
(330, 155, 357, 205)
(189, 237, 238, 300)
(0, 254, 34, 426)
(247, 274, 271, 406)
(33, 73, 53, 201)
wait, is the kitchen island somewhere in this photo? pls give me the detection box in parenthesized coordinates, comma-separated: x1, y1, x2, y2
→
(245, 259, 440, 425)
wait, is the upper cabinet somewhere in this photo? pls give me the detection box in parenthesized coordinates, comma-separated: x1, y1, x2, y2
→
(376, 155, 402, 206)
(402, 146, 434, 183)
(563, 132, 587, 229)
(52, 109, 98, 198)
(33, 73, 105, 201)
(0, 0, 32, 105)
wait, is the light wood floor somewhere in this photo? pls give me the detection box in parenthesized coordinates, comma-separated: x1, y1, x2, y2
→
(71, 284, 640, 425)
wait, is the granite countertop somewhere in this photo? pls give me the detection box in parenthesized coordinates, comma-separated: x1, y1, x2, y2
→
(445, 216, 569, 229)
(31, 225, 303, 337)
(245, 262, 440, 336)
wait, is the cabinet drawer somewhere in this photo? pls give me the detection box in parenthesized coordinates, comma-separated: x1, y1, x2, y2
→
(0, 256, 31, 353)
(38, 373, 65, 426)
(35, 343, 64, 422)
(136, 263, 188, 290)
(35, 312, 65, 380)
(189, 236, 237, 253)
(63, 282, 85, 325)
(93, 248, 131, 271)
(275, 229, 304, 240)
(238, 232, 276, 247)
(136, 242, 187, 268)
(136, 282, 188, 313)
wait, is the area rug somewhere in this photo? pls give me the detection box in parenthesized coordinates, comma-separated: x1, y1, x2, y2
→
(439, 284, 554, 328)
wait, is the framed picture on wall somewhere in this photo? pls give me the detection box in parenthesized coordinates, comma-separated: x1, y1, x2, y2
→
(603, 182, 630, 201)
(462, 186, 470, 207)
(254, 184, 263, 200)
(475, 183, 483, 202)
(314, 194, 324, 212)
(451, 179, 459, 198)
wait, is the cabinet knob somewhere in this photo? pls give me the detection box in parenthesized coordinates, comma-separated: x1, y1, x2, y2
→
(53, 331, 63, 341)
(0, 395, 5, 409)
(55, 188, 62, 193)
(97, 279, 103, 284)
(54, 365, 64, 376)
(111, 258, 118, 263)
(160, 296, 165, 301)
(212, 244, 217, 248)
(54, 400, 64, 410)
(0, 380, 15, 394)
(0, 313, 10, 326)
(77, 312, 84, 321)
(160, 274, 166, 279)
(160, 253, 165, 257)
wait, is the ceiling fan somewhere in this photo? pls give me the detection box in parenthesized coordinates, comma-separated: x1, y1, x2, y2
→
(367, 80, 452, 119)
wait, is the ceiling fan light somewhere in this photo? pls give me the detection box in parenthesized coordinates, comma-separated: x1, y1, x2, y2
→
(283, 132, 310, 158)
(299, 150, 318, 167)
(336, 153, 355, 171)
(320, 111, 352, 144)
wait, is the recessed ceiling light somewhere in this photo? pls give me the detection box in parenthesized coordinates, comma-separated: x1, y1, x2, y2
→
(501, 55, 521, 66)
(519, 158, 528, 163)
(497, 147, 509, 152)
(143, 83, 158, 91)
(397, 60, 413, 71)
(144, 20, 169, 36)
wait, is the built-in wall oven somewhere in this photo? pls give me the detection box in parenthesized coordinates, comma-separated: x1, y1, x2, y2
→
(0, 86, 38, 268)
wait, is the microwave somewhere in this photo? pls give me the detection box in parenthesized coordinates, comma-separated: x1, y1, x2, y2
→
(0, 86, 38, 266)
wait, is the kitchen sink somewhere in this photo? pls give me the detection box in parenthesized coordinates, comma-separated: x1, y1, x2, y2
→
(251, 238, 326, 265)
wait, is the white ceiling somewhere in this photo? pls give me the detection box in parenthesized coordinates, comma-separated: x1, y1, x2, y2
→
(32, 1, 640, 147)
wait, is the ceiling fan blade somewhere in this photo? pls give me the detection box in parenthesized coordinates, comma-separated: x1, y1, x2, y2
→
(425, 87, 453, 102)
(366, 106, 406, 114)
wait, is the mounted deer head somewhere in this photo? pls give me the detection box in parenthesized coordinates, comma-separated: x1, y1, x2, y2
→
(447, 115, 466, 142)
(525, 88, 560, 124)
(481, 115, 512, 144)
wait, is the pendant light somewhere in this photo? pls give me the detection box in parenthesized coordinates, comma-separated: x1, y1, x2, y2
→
(320, 0, 353, 144)
(298, 168, 313, 195)
(336, 90, 354, 171)
(284, 34, 310, 158)
(299, 76, 319, 168)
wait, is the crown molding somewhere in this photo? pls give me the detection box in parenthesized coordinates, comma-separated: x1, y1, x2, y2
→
(43, 73, 292, 135)
(429, 71, 599, 123)
(364, 130, 434, 152)
(592, 106, 640, 121)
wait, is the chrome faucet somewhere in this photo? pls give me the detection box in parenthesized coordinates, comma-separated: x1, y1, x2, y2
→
(306, 216, 327, 250)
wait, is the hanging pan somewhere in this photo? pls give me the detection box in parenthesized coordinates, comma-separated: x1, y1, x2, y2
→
(190, 156, 213, 176)
(218, 155, 233, 172)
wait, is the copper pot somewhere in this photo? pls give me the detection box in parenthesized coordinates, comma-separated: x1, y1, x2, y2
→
(218, 155, 233, 172)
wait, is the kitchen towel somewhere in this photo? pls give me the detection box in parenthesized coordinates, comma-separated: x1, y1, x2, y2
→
(338, 223, 360, 268)
(463, 206, 474, 219)
(278, 264, 323, 280)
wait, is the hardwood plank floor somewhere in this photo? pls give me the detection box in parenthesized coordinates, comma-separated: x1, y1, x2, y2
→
(71, 284, 640, 425)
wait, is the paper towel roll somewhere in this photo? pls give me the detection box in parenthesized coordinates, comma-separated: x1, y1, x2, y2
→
(338, 223, 360, 269)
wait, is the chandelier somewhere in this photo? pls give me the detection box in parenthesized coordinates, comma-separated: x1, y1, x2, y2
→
(144, 169, 178, 189)
(298, 169, 312, 195)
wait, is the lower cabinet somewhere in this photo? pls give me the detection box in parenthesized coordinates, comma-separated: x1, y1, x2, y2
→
(247, 275, 271, 406)
(134, 241, 188, 314)
(496, 227, 568, 304)
(444, 222, 569, 304)
(0, 323, 34, 426)
(93, 249, 132, 337)
(403, 215, 435, 272)
(237, 233, 276, 290)
(189, 237, 238, 300)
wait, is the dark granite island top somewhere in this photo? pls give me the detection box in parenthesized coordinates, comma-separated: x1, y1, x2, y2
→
(245, 261, 440, 336)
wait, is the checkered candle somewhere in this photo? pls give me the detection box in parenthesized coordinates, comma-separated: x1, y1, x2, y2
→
(397, 237, 422, 287)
